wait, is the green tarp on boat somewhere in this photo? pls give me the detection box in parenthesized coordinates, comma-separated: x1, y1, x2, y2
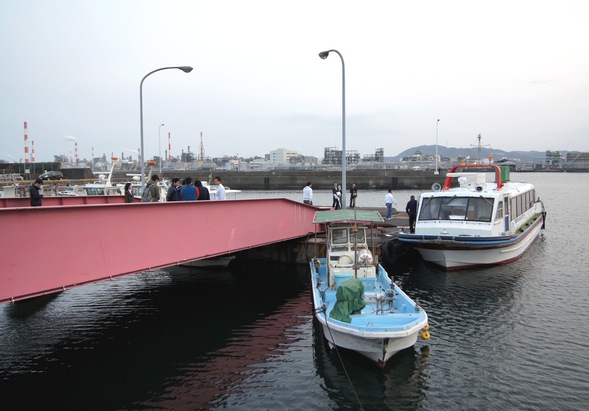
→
(329, 278, 366, 323)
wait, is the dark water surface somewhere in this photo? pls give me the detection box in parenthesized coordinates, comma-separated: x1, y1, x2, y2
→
(1, 172, 588, 410)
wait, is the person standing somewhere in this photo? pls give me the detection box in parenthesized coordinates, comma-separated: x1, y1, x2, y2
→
(303, 181, 313, 205)
(124, 182, 135, 203)
(195, 180, 210, 200)
(214, 176, 226, 200)
(406, 195, 418, 233)
(144, 175, 161, 202)
(30, 178, 43, 206)
(349, 182, 357, 208)
(166, 178, 182, 201)
(331, 182, 339, 209)
(180, 177, 198, 201)
(385, 189, 396, 220)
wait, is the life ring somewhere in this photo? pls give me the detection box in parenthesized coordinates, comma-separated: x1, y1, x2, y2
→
(420, 330, 431, 340)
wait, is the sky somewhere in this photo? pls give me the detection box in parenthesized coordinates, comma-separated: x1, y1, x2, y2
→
(1, 0, 588, 163)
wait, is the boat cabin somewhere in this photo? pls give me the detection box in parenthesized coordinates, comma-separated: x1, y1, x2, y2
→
(416, 164, 541, 237)
(326, 223, 376, 288)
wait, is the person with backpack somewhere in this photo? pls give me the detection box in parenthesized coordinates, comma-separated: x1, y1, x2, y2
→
(142, 175, 161, 202)
(180, 177, 199, 201)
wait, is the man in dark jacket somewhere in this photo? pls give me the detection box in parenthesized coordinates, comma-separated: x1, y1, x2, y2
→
(30, 179, 43, 206)
(406, 195, 418, 234)
(166, 178, 181, 201)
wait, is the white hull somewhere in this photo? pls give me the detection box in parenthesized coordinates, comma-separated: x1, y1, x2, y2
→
(416, 219, 543, 269)
(315, 315, 421, 365)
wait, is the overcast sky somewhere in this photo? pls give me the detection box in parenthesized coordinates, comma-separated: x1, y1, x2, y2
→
(1, 0, 588, 162)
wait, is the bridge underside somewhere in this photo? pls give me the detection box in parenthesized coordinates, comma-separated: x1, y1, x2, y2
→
(0, 197, 321, 304)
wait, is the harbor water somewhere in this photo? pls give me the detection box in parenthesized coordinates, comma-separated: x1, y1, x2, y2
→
(1, 173, 588, 410)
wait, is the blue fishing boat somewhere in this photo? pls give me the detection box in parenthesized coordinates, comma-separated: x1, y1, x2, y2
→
(310, 209, 430, 367)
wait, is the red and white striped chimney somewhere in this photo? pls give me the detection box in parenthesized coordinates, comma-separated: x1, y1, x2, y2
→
(24, 122, 29, 164)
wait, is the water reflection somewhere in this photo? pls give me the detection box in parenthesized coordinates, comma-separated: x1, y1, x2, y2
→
(313, 317, 430, 411)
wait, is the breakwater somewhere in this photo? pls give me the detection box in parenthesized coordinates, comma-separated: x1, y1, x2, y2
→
(112, 168, 446, 190)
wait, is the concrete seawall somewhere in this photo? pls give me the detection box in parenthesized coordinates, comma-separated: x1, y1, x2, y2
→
(112, 169, 447, 190)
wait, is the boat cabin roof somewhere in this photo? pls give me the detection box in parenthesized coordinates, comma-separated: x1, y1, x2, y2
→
(313, 209, 384, 224)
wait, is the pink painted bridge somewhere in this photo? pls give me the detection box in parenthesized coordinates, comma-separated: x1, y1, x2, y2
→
(0, 197, 321, 304)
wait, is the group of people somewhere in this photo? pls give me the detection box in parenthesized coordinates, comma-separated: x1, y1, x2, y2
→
(124, 175, 227, 203)
(302, 181, 358, 209)
(301, 181, 419, 234)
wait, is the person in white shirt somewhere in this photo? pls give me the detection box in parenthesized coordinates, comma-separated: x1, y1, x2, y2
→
(214, 176, 226, 200)
(385, 189, 396, 220)
(303, 181, 313, 205)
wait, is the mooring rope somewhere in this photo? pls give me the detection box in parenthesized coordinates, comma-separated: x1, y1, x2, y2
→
(316, 305, 365, 411)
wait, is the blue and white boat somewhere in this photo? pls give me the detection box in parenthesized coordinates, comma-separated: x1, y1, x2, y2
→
(310, 209, 430, 367)
(397, 163, 546, 270)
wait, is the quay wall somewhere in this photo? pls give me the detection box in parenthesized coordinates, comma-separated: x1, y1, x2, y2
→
(112, 169, 446, 190)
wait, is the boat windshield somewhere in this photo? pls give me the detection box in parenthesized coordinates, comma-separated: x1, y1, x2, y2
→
(418, 196, 494, 222)
(331, 229, 348, 245)
(331, 227, 366, 245)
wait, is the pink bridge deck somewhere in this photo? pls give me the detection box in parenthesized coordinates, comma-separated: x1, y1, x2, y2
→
(0, 197, 321, 304)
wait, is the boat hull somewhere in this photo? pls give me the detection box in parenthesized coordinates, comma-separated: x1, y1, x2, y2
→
(399, 215, 544, 270)
(316, 319, 420, 366)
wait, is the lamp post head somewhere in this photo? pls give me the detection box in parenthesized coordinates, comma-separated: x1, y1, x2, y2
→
(318, 51, 330, 59)
(179, 66, 193, 73)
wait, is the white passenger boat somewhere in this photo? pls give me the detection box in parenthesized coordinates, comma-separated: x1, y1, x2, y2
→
(310, 209, 430, 367)
(83, 162, 122, 196)
(397, 163, 546, 270)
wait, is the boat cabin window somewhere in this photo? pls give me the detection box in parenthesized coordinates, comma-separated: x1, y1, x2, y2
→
(331, 229, 348, 245)
(419, 196, 494, 222)
(330, 227, 367, 247)
(350, 228, 366, 244)
(510, 188, 536, 219)
(496, 200, 504, 220)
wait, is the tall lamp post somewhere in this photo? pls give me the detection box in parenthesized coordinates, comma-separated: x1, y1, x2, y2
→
(140, 66, 193, 191)
(434, 119, 440, 175)
(158, 123, 165, 174)
(319, 49, 347, 210)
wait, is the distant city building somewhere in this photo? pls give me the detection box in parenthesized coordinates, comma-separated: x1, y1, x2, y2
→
(362, 148, 384, 162)
(269, 148, 300, 165)
(322, 147, 360, 165)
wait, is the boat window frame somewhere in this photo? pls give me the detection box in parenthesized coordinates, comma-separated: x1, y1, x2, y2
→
(418, 196, 494, 222)
(331, 228, 349, 245)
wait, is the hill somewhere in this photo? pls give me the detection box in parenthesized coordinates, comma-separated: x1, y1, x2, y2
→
(388, 145, 549, 163)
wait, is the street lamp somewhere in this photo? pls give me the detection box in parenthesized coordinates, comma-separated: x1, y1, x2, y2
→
(158, 123, 165, 174)
(434, 119, 440, 175)
(319, 49, 347, 209)
(140, 66, 193, 191)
